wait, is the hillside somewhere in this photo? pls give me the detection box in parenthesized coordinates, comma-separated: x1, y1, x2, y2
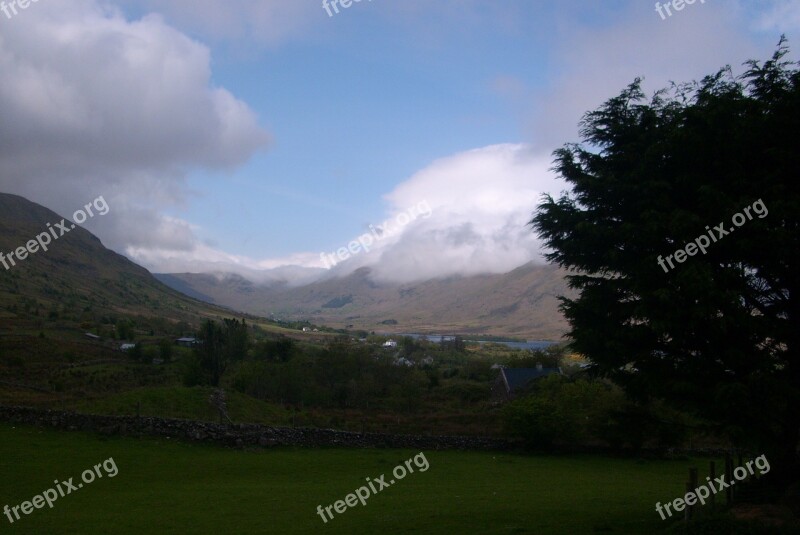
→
(158, 263, 573, 340)
(0, 193, 228, 327)
(0, 193, 572, 342)
(0, 193, 262, 407)
(0, 192, 569, 436)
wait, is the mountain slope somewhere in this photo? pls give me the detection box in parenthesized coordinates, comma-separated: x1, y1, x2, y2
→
(0, 192, 572, 340)
(159, 263, 573, 340)
(0, 192, 224, 326)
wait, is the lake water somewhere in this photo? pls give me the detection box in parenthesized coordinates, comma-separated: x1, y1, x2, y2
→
(397, 333, 557, 351)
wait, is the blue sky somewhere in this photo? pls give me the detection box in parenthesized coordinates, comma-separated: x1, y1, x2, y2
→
(0, 0, 797, 283)
(162, 2, 553, 258)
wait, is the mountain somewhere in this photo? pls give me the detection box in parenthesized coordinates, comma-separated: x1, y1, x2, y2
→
(0, 193, 225, 326)
(157, 263, 573, 340)
(0, 192, 571, 340)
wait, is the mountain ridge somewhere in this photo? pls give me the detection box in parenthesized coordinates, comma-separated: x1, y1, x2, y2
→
(157, 262, 573, 340)
(0, 193, 572, 340)
(0, 192, 230, 326)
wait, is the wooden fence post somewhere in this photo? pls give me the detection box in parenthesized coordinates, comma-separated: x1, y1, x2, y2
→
(686, 467, 698, 522)
(709, 461, 716, 512)
(725, 453, 734, 505)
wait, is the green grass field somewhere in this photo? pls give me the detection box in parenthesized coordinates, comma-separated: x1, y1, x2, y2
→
(0, 424, 708, 534)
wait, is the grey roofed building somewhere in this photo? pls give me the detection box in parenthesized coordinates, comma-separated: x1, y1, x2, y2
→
(492, 365, 561, 401)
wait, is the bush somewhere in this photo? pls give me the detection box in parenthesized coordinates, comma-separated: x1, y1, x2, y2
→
(159, 339, 173, 363)
(143, 346, 159, 363)
(596, 398, 689, 451)
(4, 356, 24, 368)
(667, 513, 800, 534)
(254, 337, 295, 363)
(128, 343, 143, 362)
(502, 376, 626, 449)
(182, 354, 208, 387)
(441, 381, 489, 403)
(503, 375, 690, 451)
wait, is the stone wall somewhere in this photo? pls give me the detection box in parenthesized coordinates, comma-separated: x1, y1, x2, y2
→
(0, 406, 516, 451)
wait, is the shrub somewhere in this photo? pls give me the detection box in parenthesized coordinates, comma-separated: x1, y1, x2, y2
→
(182, 354, 208, 387)
(441, 382, 489, 403)
(158, 338, 173, 363)
(667, 513, 800, 534)
(503, 376, 626, 449)
(504, 375, 690, 451)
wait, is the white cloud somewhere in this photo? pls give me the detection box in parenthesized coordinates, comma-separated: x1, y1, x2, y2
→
(122, 0, 319, 46)
(364, 144, 558, 282)
(1, 0, 791, 288)
(117, 0, 786, 285)
(126, 143, 558, 286)
(127, 242, 324, 285)
(755, 0, 800, 34)
(284, 144, 560, 284)
(528, 0, 775, 151)
(0, 0, 269, 255)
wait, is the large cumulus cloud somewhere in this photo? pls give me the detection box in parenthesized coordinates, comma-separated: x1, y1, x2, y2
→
(362, 144, 557, 283)
(0, 0, 269, 255)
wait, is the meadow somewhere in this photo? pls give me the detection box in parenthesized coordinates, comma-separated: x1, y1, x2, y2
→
(0, 423, 702, 534)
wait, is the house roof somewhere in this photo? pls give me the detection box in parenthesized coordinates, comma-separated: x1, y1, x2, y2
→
(501, 367, 560, 393)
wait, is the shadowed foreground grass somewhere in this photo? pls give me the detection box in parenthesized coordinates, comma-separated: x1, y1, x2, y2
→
(0, 423, 698, 534)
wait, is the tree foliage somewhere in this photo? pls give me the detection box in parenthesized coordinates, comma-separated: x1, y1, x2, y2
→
(254, 336, 296, 363)
(190, 318, 249, 386)
(532, 40, 799, 475)
(501, 375, 681, 451)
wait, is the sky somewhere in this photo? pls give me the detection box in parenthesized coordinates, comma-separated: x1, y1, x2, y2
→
(0, 0, 797, 284)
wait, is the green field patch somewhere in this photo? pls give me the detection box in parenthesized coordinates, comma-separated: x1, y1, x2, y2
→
(67, 386, 294, 425)
(0, 423, 702, 534)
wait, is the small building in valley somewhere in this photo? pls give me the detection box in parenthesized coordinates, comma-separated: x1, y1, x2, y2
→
(492, 365, 561, 402)
(175, 337, 198, 348)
